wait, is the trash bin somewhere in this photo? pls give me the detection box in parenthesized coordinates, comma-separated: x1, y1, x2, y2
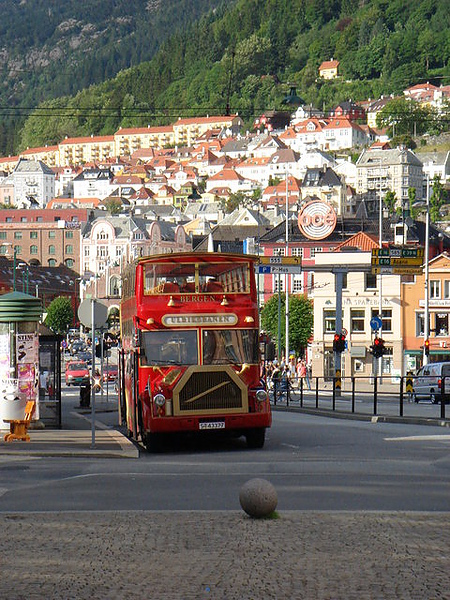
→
(80, 383, 91, 408)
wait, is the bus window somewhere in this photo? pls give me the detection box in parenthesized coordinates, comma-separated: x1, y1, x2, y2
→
(198, 262, 250, 294)
(202, 330, 259, 365)
(141, 330, 198, 365)
(144, 263, 196, 295)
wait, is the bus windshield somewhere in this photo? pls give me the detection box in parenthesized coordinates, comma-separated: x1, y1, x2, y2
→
(140, 329, 259, 366)
(143, 261, 250, 295)
(141, 331, 198, 365)
(202, 329, 259, 365)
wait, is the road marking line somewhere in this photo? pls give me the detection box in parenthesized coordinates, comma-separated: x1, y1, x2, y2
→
(70, 411, 110, 430)
(385, 435, 450, 441)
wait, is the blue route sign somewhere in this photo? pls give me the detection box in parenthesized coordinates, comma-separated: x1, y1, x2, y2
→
(370, 316, 383, 330)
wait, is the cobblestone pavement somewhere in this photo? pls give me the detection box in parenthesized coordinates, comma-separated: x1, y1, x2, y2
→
(1, 511, 449, 599)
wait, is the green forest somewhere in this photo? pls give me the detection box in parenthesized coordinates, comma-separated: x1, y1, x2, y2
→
(3, 0, 450, 154)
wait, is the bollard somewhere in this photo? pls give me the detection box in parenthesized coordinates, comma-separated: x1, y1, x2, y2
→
(399, 376, 404, 417)
(373, 376, 378, 415)
(351, 376, 355, 413)
(80, 382, 91, 408)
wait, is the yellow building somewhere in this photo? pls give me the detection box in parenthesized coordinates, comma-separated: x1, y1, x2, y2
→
(59, 135, 115, 166)
(319, 59, 339, 80)
(114, 125, 174, 155)
(172, 115, 243, 147)
(20, 145, 59, 168)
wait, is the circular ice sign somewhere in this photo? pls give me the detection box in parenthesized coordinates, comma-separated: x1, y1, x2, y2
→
(78, 299, 108, 329)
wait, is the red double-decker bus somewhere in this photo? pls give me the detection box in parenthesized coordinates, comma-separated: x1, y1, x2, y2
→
(118, 252, 271, 451)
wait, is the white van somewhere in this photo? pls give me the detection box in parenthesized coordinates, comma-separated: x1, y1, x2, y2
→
(412, 362, 450, 403)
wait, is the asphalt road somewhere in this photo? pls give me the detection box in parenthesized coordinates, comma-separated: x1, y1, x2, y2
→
(1, 388, 450, 512)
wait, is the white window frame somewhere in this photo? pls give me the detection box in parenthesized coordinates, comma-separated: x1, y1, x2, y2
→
(430, 280, 441, 299)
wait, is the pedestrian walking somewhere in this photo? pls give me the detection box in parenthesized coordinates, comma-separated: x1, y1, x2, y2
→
(297, 359, 311, 390)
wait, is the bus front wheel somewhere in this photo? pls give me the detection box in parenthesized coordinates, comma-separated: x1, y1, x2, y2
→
(246, 428, 266, 449)
(142, 431, 164, 453)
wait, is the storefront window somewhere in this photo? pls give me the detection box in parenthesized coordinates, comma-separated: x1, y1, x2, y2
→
(435, 313, 448, 336)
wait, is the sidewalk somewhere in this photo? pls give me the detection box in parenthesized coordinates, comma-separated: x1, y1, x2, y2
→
(1, 399, 139, 458)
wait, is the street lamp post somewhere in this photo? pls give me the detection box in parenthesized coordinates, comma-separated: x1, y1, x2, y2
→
(1, 243, 17, 291)
(423, 177, 430, 366)
(285, 171, 290, 361)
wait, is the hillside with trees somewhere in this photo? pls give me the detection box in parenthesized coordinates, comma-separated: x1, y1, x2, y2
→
(9, 0, 450, 153)
(0, 0, 228, 155)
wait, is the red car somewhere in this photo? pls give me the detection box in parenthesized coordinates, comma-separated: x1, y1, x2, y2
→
(65, 361, 90, 386)
(102, 364, 118, 382)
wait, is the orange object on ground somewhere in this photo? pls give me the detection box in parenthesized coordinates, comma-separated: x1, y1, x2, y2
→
(3, 400, 35, 442)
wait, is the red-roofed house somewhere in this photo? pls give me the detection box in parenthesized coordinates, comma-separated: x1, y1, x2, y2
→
(319, 59, 339, 79)
(323, 118, 369, 150)
(205, 168, 253, 193)
(293, 118, 329, 149)
(129, 186, 156, 207)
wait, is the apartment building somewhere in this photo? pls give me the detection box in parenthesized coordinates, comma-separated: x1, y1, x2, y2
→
(172, 115, 243, 147)
(115, 125, 174, 155)
(59, 135, 115, 167)
(0, 208, 88, 272)
(356, 147, 424, 203)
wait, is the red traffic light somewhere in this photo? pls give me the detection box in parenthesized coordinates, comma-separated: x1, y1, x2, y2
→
(424, 339, 430, 356)
(333, 332, 346, 352)
(371, 337, 385, 358)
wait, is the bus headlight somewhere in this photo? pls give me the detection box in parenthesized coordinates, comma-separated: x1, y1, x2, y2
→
(256, 389, 268, 402)
(153, 394, 166, 407)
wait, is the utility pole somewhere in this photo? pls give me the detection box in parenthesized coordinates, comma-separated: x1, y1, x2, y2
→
(285, 171, 289, 361)
(423, 176, 430, 366)
(378, 158, 383, 381)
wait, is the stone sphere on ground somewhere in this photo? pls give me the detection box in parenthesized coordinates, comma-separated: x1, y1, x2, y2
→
(239, 478, 278, 518)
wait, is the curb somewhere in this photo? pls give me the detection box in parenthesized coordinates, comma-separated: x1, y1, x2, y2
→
(272, 404, 450, 428)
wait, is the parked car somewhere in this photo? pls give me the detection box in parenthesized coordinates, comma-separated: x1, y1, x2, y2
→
(74, 351, 92, 365)
(65, 361, 90, 386)
(412, 362, 450, 403)
(70, 340, 87, 355)
(102, 364, 118, 382)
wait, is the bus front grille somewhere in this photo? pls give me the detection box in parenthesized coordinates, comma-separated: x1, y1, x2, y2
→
(173, 366, 248, 415)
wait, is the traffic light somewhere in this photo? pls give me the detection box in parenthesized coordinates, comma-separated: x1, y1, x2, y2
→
(424, 339, 430, 356)
(333, 332, 346, 353)
(371, 337, 385, 358)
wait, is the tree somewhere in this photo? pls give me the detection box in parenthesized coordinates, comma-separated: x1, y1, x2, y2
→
(220, 191, 251, 214)
(44, 296, 73, 335)
(383, 190, 397, 216)
(104, 197, 123, 215)
(260, 293, 313, 357)
(408, 187, 418, 219)
(430, 175, 446, 223)
(376, 97, 430, 138)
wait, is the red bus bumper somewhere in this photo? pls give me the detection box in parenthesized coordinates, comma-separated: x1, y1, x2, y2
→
(147, 411, 272, 434)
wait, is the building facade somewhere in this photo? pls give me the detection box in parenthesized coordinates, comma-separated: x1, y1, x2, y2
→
(402, 253, 450, 371)
(0, 208, 88, 272)
(312, 250, 403, 379)
(356, 147, 424, 203)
